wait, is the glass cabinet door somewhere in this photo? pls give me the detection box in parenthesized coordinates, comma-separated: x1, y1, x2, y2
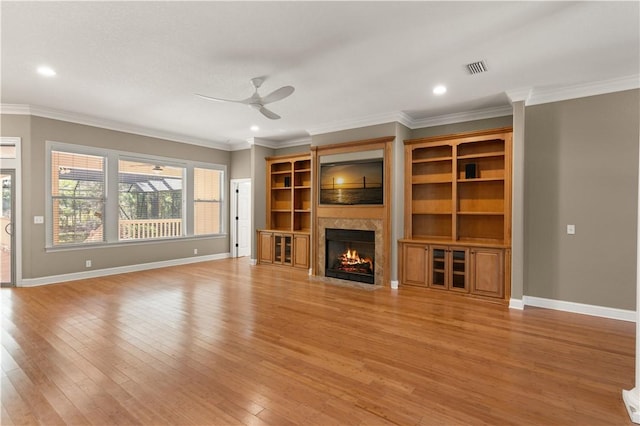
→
(430, 247, 447, 288)
(273, 234, 293, 265)
(283, 235, 292, 265)
(450, 249, 468, 292)
(274, 235, 283, 263)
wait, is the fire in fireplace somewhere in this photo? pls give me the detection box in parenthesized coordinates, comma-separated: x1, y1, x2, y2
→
(325, 228, 375, 284)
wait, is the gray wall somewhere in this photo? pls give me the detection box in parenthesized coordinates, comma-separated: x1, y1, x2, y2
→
(410, 116, 513, 139)
(2, 114, 231, 279)
(250, 144, 274, 259)
(311, 123, 397, 147)
(230, 149, 251, 179)
(274, 144, 311, 156)
(524, 89, 639, 310)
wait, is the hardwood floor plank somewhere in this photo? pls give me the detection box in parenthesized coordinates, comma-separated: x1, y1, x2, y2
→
(1, 258, 635, 425)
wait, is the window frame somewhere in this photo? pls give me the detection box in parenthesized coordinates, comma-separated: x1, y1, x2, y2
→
(193, 165, 225, 236)
(46, 141, 227, 250)
(117, 156, 187, 241)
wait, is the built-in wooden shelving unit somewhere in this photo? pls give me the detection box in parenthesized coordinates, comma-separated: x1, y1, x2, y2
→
(399, 127, 513, 302)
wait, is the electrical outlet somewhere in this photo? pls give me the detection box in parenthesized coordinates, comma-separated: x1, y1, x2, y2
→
(567, 224, 575, 235)
(193, 248, 198, 255)
(34, 216, 44, 224)
(85, 260, 92, 268)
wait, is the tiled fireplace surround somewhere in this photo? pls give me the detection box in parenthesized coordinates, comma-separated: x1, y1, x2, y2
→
(317, 218, 384, 286)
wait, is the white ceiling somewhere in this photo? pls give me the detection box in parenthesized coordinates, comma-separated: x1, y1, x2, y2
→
(1, 1, 638, 150)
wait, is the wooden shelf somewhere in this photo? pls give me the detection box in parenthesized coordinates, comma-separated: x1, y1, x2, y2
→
(412, 210, 452, 215)
(412, 157, 453, 164)
(457, 211, 504, 216)
(457, 152, 504, 160)
(457, 177, 504, 183)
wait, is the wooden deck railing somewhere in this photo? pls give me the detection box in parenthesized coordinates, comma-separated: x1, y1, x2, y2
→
(119, 219, 182, 240)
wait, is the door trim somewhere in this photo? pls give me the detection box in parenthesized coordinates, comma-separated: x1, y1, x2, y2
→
(230, 178, 251, 258)
(0, 137, 21, 287)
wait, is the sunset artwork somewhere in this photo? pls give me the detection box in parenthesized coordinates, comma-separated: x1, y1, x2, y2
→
(320, 159, 383, 205)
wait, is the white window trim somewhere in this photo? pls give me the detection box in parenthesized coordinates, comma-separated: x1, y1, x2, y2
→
(46, 141, 227, 249)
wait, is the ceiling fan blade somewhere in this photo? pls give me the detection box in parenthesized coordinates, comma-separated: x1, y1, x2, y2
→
(195, 93, 248, 104)
(259, 106, 281, 120)
(261, 86, 295, 105)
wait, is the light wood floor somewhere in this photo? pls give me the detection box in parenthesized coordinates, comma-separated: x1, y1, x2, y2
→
(1, 258, 635, 425)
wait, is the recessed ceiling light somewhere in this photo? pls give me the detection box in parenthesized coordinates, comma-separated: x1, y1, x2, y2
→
(433, 85, 447, 95)
(250, 125, 259, 132)
(37, 66, 56, 77)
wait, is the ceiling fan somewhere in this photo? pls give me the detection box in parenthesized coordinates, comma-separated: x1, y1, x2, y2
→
(196, 77, 294, 120)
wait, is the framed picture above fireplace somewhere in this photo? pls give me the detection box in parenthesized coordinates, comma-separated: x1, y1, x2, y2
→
(319, 157, 383, 205)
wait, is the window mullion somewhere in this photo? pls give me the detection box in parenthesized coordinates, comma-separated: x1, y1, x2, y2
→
(186, 166, 194, 236)
(105, 152, 119, 243)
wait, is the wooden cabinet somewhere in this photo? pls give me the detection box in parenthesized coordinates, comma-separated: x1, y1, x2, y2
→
(258, 231, 274, 263)
(399, 127, 512, 302)
(401, 243, 429, 286)
(428, 246, 468, 293)
(266, 154, 311, 232)
(293, 234, 309, 269)
(257, 231, 309, 269)
(405, 127, 512, 244)
(259, 153, 311, 270)
(399, 240, 506, 300)
(470, 247, 504, 298)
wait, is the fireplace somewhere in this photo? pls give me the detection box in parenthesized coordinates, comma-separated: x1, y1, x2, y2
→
(325, 228, 375, 284)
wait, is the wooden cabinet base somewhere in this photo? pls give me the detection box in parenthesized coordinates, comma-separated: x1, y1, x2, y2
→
(257, 230, 309, 270)
(399, 240, 508, 303)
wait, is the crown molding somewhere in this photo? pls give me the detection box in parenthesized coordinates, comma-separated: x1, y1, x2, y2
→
(307, 111, 412, 136)
(229, 140, 252, 151)
(274, 135, 312, 149)
(250, 137, 279, 150)
(0, 104, 233, 151)
(506, 74, 640, 107)
(409, 105, 513, 129)
(505, 87, 532, 103)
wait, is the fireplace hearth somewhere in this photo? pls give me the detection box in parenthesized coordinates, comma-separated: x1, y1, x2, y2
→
(325, 228, 375, 284)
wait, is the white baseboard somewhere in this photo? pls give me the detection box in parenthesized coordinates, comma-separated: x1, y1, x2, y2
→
(523, 295, 635, 322)
(250, 258, 257, 266)
(509, 298, 524, 310)
(19, 253, 230, 287)
(623, 388, 640, 423)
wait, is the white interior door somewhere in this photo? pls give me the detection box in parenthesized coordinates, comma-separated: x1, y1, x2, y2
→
(231, 179, 251, 257)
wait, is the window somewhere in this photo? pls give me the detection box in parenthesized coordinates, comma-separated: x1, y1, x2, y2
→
(0, 140, 17, 159)
(51, 151, 105, 245)
(194, 167, 224, 235)
(47, 142, 226, 248)
(118, 160, 184, 240)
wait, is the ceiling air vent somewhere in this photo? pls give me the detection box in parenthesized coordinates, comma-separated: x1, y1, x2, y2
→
(466, 60, 487, 75)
